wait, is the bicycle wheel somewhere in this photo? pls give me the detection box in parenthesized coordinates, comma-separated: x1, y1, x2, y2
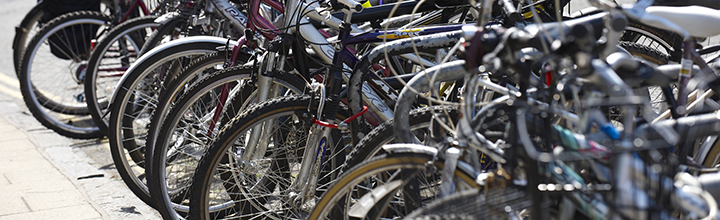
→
(19, 10, 112, 139)
(190, 95, 349, 219)
(148, 65, 306, 219)
(14, 0, 115, 75)
(622, 19, 683, 62)
(404, 187, 531, 220)
(617, 41, 672, 123)
(139, 16, 187, 55)
(347, 31, 461, 146)
(107, 38, 225, 207)
(620, 41, 670, 65)
(309, 149, 480, 220)
(145, 50, 232, 152)
(13, 3, 45, 75)
(344, 106, 458, 172)
(85, 15, 160, 134)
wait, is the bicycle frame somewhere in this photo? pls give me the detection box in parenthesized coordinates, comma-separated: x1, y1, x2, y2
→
(205, 0, 456, 133)
(222, 0, 470, 206)
(117, 0, 152, 23)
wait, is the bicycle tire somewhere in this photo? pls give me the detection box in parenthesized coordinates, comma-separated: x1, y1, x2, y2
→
(618, 41, 672, 121)
(139, 16, 186, 55)
(148, 65, 306, 219)
(347, 31, 461, 146)
(622, 19, 683, 62)
(404, 187, 531, 220)
(85, 15, 160, 134)
(19, 10, 112, 139)
(620, 41, 670, 65)
(13, 3, 45, 75)
(309, 150, 480, 220)
(13, 0, 115, 75)
(107, 39, 224, 208)
(142, 51, 244, 172)
(190, 95, 349, 220)
(344, 106, 458, 172)
(696, 136, 720, 168)
(145, 50, 232, 153)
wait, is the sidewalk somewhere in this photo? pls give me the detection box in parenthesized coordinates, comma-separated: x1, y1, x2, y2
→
(0, 101, 160, 220)
(0, 115, 104, 219)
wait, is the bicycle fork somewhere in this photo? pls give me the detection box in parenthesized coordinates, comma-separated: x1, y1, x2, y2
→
(239, 52, 283, 163)
(289, 123, 333, 207)
(289, 83, 368, 207)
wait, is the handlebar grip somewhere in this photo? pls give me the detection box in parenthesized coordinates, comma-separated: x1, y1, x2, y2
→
(653, 0, 720, 10)
(506, 12, 606, 51)
(337, 0, 364, 12)
(698, 172, 720, 203)
(501, 0, 522, 23)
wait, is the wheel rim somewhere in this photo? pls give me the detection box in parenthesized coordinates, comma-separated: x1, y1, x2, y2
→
(88, 20, 160, 132)
(197, 98, 347, 219)
(157, 76, 303, 218)
(24, 16, 110, 135)
(111, 48, 217, 204)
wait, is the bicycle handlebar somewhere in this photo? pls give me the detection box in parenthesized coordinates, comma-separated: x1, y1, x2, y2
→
(653, 0, 720, 10)
(500, 0, 521, 23)
(335, 0, 364, 12)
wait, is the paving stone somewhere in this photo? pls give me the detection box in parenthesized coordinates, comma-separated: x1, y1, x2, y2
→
(28, 131, 72, 148)
(0, 121, 17, 133)
(0, 129, 28, 142)
(0, 2, 159, 219)
(7, 177, 77, 193)
(0, 174, 10, 186)
(0, 203, 102, 220)
(3, 169, 66, 184)
(44, 146, 105, 179)
(0, 196, 30, 215)
(0, 158, 56, 173)
(0, 139, 36, 152)
(22, 190, 88, 211)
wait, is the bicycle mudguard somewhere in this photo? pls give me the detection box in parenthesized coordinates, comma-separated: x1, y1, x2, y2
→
(13, 3, 44, 50)
(381, 143, 484, 184)
(109, 36, 237, 102)
(654, 0, 720, 10)
(382, 143, 438, 156)
(153, 11, 182, 25)
(394, 60, 467, 144)
(645, 6, 720, 38)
